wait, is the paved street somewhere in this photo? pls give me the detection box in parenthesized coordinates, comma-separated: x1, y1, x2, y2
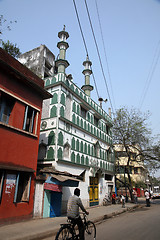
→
(95, 200, 160, 240)
(44, 200, 160, 240)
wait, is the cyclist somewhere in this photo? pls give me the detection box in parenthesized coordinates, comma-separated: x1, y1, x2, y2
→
(67, 188, 89, 240)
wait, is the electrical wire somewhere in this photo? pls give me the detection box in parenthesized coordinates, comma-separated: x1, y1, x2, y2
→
(84, 0, 114, 113)
(72, 0, 100, 99)
(139, 40, 160, 109)
(95, 0, 116, 111)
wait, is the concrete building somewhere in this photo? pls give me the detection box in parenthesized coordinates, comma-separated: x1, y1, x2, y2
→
(0, 48, 51, 224)
(19, 27, 115, 218)
(115, 144, 147, 197)
(18, 45, 55, 79)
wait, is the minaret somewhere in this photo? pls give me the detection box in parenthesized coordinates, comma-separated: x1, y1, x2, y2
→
(81, 55, 93, 97)
(56, 25, 69, 73)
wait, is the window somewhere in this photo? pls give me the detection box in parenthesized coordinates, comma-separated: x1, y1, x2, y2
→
(38, 141, 47, 160)
(81, 106, 87, 119)
(94, 116, 99, 127)
(0, 92, 15, 124)
(14, 172, 31, 203)
(23, 105, 37, 133)
(106, 125, 109, 134)
(63, 142, 70, 159)
(94, 142, 100, 158)
(44, 60, 52, 78)
(105, 174, 113, 181)
(0, 171, 5, 204)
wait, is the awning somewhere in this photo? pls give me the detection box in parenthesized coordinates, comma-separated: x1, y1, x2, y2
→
(50, 174, 81, 182)
(50, 174, 81, 187)
(39, 166, 82, 187)
(44, 182, 62, 192)
(0, 164, 35, 172)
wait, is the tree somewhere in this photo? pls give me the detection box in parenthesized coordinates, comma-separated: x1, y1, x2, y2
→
(0, 15, 17, 38)
(113, 106, 160, 201)
(1, 40, 21, 58)
(0, 15, 21, 58)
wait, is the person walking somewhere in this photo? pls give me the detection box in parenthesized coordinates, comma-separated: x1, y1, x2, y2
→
(67, 188, 89, 240)
(111, 192, 116, 204)
(133, 190, 138, 204)
(145, 189, 150, 207)
(121, 194, 125, 208)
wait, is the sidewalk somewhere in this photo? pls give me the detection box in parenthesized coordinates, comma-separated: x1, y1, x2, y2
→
(0, 202, 142, 240)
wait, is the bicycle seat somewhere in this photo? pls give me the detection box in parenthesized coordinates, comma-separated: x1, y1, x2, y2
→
(67, 217, 76, 225)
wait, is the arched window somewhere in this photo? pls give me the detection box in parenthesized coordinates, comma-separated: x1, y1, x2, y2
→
(77, 105, 80, 115)
(77, 154, 80, 164)
(51, 93, 58, 104)
(81, 119, 83, 128)
(47, 147, 54, 159)
(60, 106, 64, 117)
(51, 77, 56, 84)
(60, 93, 65, 105)
(50, 106, 57, 117)
(71, 152, 75, 162)
(58, 132, 63, 146)
(57, 147, 62, 160)
(71, 137, 75, 150)
(88, 144, 90, 155)
(76, 139, 79, 151)
(81, 155, 84, 165)
(63, 142, 70, 160)
(85, 143, 87, 154)
(72, 102, 76, 112)
(81, 141, 83, 153)
(86, 156, 89, 165)
(72, 114, 76, 123)
(77, 116, 79, 126)
(38, 140, 47, 160)
(45, 79, 50, 86)
(94, 141, 100, 158)
(48, 131, 55, 145)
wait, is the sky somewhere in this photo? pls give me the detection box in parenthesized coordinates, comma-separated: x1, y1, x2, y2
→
(1, 0, 160, 175)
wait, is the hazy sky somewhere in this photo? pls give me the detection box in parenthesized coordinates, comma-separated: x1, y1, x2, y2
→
(1, 0, 160, 173)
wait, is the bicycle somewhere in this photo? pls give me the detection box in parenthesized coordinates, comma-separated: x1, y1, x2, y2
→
(55, 212, 96, 240)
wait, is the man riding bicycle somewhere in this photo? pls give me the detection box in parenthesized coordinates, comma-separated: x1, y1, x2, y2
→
(67, 188, 89, 240)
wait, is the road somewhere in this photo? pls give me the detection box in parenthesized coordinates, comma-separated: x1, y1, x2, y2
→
(45, 200, 160, 240)
(95, 199, 160, 240)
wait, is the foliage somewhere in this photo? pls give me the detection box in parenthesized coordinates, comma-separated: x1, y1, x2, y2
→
(1, 40, 21, 58)
(0, 15, 21, 58)
(113, 106, 160, 201)
(149, 176, 160, 186)
(113, 107, 151, 148)
(135, 181, 147, 189)
(0, 15, 17, 37)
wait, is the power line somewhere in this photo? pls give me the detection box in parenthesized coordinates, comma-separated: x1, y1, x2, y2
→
(72, 0, 100, 99)
(139, 40, 160, 109)
(95, 0, 116, 110)
(84, 0, 114, 113)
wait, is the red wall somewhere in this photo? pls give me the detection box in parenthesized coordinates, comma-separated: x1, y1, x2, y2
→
(0, 50, 46, 224)
(0, 172, 35, 224)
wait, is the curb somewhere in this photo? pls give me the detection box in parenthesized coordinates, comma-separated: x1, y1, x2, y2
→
(92, 204, 142, 225)
(10, 205, 142, 240)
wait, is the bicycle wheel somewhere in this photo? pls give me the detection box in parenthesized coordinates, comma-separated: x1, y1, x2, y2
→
(85, 221, 96, 240)
(55, 225, 72, 240)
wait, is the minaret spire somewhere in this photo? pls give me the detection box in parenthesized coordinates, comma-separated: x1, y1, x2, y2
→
(81, 55, 93, 97)
(56, 26, 69, 73)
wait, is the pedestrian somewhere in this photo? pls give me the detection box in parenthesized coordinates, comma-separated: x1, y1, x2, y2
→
(145, 189, 150, 207)
(67, 188, 89, 240)
(133, 190, 138, 204)
(112, 192, 116, 204)
(121, 194, 125, 208)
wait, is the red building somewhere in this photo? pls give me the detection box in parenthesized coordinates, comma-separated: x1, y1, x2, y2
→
(0, 48, 51, 224)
